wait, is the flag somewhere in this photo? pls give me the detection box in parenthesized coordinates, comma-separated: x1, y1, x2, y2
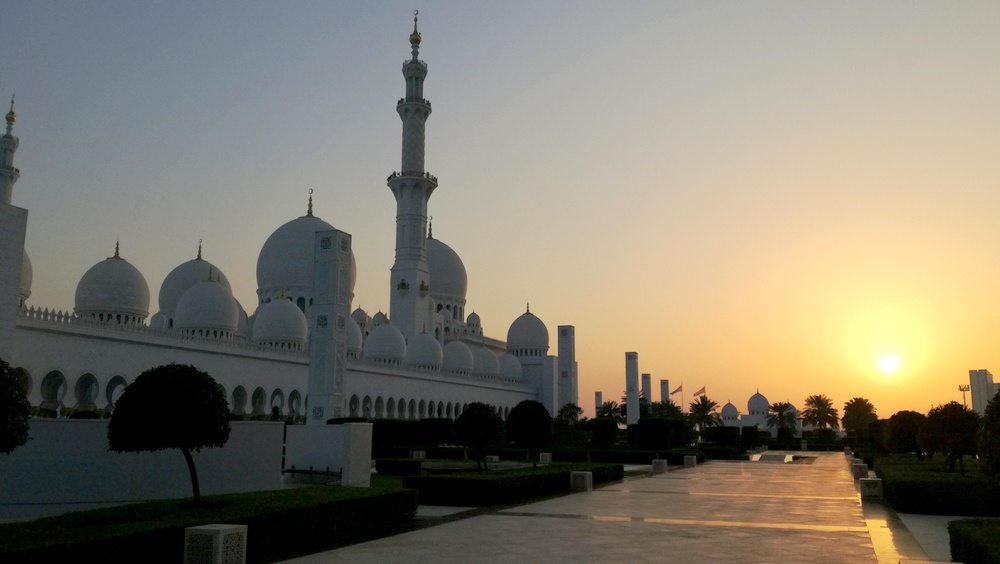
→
(694, 386, 706, 396)
(670, 385, 682, 395)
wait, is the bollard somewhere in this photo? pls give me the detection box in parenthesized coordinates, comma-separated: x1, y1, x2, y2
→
(570, 471, 593, 492)
(859, 478, 883, 500)
(652, 459, 669, 474)
(184, 524, 247, 564)
(539, 452, 552, 464)
(684, 455, 697, 468)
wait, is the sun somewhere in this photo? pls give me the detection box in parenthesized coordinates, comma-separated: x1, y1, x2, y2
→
(878, 355, 900, 375)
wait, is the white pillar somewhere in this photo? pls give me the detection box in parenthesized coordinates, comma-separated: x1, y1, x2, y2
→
(307, 229, 352, 424)
(625, 352, 639, 425)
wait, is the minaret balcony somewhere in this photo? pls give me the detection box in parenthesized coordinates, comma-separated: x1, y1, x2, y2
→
(388, 171, 438, 183)
(397, 97, 431, 107)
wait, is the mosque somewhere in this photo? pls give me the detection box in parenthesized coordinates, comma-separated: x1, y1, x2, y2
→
(0, 17, 579, 423)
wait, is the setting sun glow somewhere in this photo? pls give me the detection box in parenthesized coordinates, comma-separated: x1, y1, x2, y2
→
(878, 355, 901, 375)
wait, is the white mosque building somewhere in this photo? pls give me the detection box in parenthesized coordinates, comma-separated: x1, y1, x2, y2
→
(0, 18, 578, 423)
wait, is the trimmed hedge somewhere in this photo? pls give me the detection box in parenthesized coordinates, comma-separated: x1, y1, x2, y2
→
(401, 463, 624, 506)
(874, 457, 1000, 515)
(0, 484, 417, 564)
(375, 458, 424, 476)
(949, 518, 1000, 564)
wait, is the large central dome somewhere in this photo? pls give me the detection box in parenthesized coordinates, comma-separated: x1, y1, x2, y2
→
(256, 214, 357, 309)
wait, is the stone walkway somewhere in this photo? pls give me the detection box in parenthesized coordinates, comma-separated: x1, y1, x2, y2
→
(280, 452, 942, 563)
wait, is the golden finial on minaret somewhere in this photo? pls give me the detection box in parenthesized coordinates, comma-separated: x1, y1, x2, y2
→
(410, 10, 421, 45)
(5, 94, 15, 124)
(307, 189, 314, 217)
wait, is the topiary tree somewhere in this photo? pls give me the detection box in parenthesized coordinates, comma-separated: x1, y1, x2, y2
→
(454, 402, 503, 471)
(918, 401, 980, 474)
(883, 410, 926, 457)
(0, 357, 31, 455)
(505, 400, 552, 467)
(979, 391, 1000, 477)
(552, 403, 589, 450)
(108, 364, 231, 503)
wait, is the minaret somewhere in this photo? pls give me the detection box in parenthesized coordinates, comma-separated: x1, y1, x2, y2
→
(0, 96, 20, 205)
(387, 11, 437, 341)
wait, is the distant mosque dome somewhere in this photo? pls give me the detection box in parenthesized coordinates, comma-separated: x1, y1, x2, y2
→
(351, 307, 372, 332)
(406, 332, 442, 370)
(252, 298, 308, 350)
(748, 392, 769, 416)
(346, 315, 363, 358)
(498, 353, 523, 380)
(74, 245, 150, 324)
(256, 210, 357, 310)
(722, 402, 739, 420)
(507, 306, 549, 357)
(427, 234, 467, 321)
(18, 250, 31, 304)
(442, 340, 473, 374)
(363, 323, 406, 365)
(471, 345, 499, 376)
(175, 279, 239, 339)
(467, 311, 480, 327)
(372, 311, 389, 326)
(158, 248, 230, 326)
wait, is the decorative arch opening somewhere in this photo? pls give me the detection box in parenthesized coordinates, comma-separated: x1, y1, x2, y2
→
(362, 395, 373, 418)
(288, 390, 302, 419)
(418, 399, 427, 419)
(270, 389, 285, 419)
(105, 375, 128, 414)
(349, 394, 360, 417)
(232, 386, 247, 416)
(251, 387, 267, 417)
(446, 402, 453, 419)
(74, 373, 99, 412)
(427, 400, 436, 419)
(408, 399, 417, 420)
(40, 371, 67, 416)
(386, 397, 395, 419)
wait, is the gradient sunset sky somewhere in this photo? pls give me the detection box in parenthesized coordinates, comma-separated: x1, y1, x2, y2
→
(4, 2, 999, 418)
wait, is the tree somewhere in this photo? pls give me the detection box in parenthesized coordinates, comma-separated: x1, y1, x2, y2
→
(649, 399, 685, 420)
(918, 401, 980, 474)
(801, 395, 839, 430)
(620, 390, 650, 421)
(595, 401, 624, 426)
(454, 402, 504, 471)
(688, 396, 721, 434)
(980, 391, 1000, 477)
(552, 403, 589, 450)
(107, 364, 231, 504)
(0, 357, 31, 455)
(883, 410, 926, 456)
(766, 402, 797, 430)
(505, 400, 552, 467)
(842, 397, 877, 436)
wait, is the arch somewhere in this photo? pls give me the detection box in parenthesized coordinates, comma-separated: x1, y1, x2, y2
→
(288, 390, 302, 418)
(40, 371, 67, 415)
(503, 406, 510, 420)
(74, 373, 99, 412)
(386, 397, 396, 419)
(270, 389, 285, 411)
(418, 399, 427, 419)
(251, 387, 267, 417)
(395, 397, 404, 419)
(374, 396, 384, 418)
(349, 394, 360, 417)
(408, 399, 417, 420)
(362, 395, 372, 418)
(296, 297, 306, 312)
(232, 386, 247, 415)
(437, 402, 444, 418)
(446, 402, 453, 419)
(427, 400, 436, 419)
(105, 375, 128, 413)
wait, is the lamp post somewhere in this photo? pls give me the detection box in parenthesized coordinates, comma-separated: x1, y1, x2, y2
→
(958, 384, 970, 407)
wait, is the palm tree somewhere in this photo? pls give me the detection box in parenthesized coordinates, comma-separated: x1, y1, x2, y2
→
(688, 396, 721, 433)
(596, 400, 624, 425)
(766, 402, 797, 430)
(650, 399, 685, 420)
(801, 394, 839, 430)
(842, 397, 877, 435)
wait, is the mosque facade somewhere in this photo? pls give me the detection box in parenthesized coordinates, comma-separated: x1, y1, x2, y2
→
(0, 19, 579, 423)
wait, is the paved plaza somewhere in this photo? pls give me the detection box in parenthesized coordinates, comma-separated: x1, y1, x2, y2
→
(281, 452, 948, 563)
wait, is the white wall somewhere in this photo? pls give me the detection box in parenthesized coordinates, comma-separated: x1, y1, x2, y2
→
(0, 420, 284, 505)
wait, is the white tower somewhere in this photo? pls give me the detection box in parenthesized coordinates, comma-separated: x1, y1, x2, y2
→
(625, 352, 639, 425)
(0, 97, 27, 360)
(641, 373, 651, 407)
(660, 379, 670, 403)
(387, 12, 437, 341)
(557, 325, 578, 410)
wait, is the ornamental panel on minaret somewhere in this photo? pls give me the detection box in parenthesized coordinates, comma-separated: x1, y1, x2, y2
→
(388, 12, 437, 342)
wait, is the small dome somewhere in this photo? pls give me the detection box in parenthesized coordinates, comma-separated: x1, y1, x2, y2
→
(722, 402, 739, 418)
(74, 248, 150, 321)
(471, 345, 499, 376)
(175, 280, 239, 334)
(159, 255, 231, 320)
(498, 353, 522, 380)
(467, 311, 481, 327)
(442, 341, 473, 373)
(351, 307, 371, 331)
(256, 214, 357, 303)
(406, 332, 442, 369)
(372, 311, 389, 326)
(363, 323, 406, 364)
(427, 237, 468, 303)
(19, 250, 31, 302)
(507, 307, 549, 351)
(748, 392, 769, 415)
(346, 314, 363, 354)
(252, 298, 308, 346)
